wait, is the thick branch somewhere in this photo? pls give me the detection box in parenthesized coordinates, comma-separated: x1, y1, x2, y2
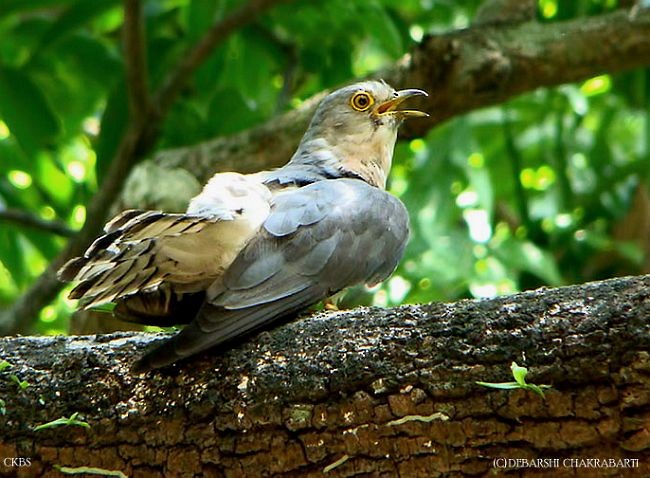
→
(155, 7, 650, 184)
(0, 208, 75, 237)
(0, 275, 648, 476)
(0, 0, 290, 335)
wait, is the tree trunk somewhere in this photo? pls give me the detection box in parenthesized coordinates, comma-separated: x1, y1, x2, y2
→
(1, 275, 649, 477)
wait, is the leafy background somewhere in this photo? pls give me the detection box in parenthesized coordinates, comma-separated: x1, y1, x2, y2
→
(0, 0, 648, 335)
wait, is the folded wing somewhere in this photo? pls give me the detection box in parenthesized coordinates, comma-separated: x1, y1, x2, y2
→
(135, 178, 409, 371)
(58, 172, 272, 315)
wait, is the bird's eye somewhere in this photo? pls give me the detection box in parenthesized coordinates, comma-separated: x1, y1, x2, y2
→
(350, 92, 374, 112)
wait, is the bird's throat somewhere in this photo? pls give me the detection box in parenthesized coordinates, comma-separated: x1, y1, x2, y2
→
(288, 134, 395, 189)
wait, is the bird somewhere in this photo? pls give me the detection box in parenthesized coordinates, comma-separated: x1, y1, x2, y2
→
(58, 80, 428, 372)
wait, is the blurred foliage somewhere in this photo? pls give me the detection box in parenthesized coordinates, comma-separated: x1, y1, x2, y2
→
(0, 0, 647, 334)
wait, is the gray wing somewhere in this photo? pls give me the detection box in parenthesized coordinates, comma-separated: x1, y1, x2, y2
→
(134, 178, 409, 371)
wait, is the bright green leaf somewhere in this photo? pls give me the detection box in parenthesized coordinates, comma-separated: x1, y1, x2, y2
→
(475, 381, 522, 390)
(10, 374, 29, 390)
(32, 0, 121, 56)
(477, 362, 552, 398)
(33, 412, 90, 431)
(0, 67, 60, 155)
(510, 361, 528, 386)
(357, 1, 403, 58)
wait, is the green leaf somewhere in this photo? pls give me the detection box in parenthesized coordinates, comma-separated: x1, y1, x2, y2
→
(0, 141, 30, 173)
(0, 67, 60, 155)
(0, 398, 5, 415)
(0, 228, 28, 288)
(33, 412, 90, 431)
(0, 0, 78, 19)
(55, 34, 122, 89)
(206, 88, 264, 136)
(32, 0, 120, 56)
(183, 0, 221, 42)
(476, 362, 552, 398)
(525, 383, 551, 399)
(475, 381, 522, 390)
(494, 237, 564, 286)
(95, 80, 128, 182)
(10, 374, 29, 390)
(0, 360, 11, 372)
(35, 153, 74, 208)
(511, 361, 528, 386)
(358, 1, 403, 57)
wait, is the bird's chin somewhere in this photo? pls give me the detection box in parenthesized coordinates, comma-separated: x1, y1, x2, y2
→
(372, 110, 428, 130)
(372, 112, 401, 128)
(396, 110, 429, 120)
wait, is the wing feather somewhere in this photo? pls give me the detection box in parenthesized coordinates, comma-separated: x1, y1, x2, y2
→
(213, 178, 409, 308)
(134, 178, 409, 371)
(59, 173, 273, 311)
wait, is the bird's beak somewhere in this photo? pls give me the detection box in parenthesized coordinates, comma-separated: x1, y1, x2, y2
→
(374, 88, 429, 119)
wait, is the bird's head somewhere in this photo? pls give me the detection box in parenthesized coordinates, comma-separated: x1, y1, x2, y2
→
(289, 80, 428, 188)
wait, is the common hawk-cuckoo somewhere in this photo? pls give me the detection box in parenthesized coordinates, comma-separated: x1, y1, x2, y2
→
(59, 81, 428, 372)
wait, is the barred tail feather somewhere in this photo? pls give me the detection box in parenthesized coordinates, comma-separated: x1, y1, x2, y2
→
(58, 210, 224, 310)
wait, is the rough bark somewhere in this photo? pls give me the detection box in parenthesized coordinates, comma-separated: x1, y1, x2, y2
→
(150, 7, 650, 186)
(1, 275, 649, 477)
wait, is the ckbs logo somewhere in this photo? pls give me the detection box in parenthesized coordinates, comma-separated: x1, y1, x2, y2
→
(4, 457, 32, 467)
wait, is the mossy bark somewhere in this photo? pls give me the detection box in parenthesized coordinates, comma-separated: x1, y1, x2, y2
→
(1, 275, 649, 477)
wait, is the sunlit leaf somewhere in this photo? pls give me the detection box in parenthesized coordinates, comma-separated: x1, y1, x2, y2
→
(357, 1, 404, 58)
(0, 229, 27, 287)
(31, 0, 121, 56)
(0, 67, 60, 155)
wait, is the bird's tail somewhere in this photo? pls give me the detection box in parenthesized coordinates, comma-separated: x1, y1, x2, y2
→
(58, 209, 218, 310)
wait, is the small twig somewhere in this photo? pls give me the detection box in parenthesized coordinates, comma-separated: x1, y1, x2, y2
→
(474, 0, 537, 25)
(502, 109, 531, 231)
(0, 208, 76, 237)
(152, 0, 291, 119)
(553, 93, 575, 212)
(123, 0, 151, 124)
(251, 24, 300, 113)
(276, 49, 299, 113)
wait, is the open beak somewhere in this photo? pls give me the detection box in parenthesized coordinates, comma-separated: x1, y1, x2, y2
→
(374, 88, 429, 119)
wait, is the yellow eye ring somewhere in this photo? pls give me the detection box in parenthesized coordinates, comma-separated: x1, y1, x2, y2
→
(350, 92, 374, 112)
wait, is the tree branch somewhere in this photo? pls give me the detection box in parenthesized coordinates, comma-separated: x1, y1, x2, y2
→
(0, 208, 75, 237)
(0, 0, 292, 335)
(0, 275, 648, 475)
(153, 7, 650, 185)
